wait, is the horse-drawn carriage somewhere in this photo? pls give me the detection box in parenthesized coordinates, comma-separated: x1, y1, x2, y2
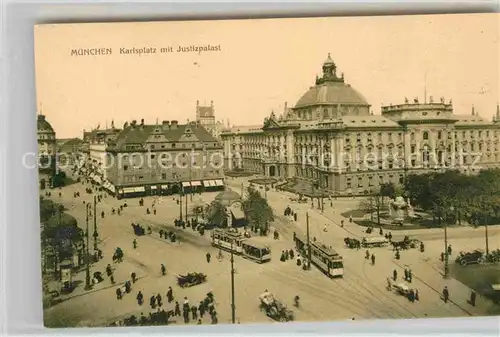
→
(387, 279, 412, 297)
(391, 236, 419, 250)
(259, 291, 294, 322)
(131, 223, 145, 236)
(176, 272, 207, 288)
(344, 237, 361, 249)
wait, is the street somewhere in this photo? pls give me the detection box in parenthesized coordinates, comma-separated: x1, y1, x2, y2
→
(42, 176, 500, 327)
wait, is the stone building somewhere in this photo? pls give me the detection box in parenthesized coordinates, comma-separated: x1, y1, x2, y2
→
(221, 54, 500, 195)
(96, 119, 225, 198)
(195, 100, 224, 141)
(37, 113, 57, 189)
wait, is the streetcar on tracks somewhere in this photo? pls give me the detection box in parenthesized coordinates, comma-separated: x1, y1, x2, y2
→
(211, 228, 246, 254)
(241, 238, 271, 263)
(294, 233, 344, 277)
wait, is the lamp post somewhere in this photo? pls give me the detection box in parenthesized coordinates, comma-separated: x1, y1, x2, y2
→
(230, 240, 236, 324)
(444, 205, 452, 279)
(84, 203, 92, 290)
(93, 195, 98, 251)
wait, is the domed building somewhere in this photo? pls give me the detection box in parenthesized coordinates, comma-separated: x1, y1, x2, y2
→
(221, 54, 500, 196)
(38, 113, 57, 189)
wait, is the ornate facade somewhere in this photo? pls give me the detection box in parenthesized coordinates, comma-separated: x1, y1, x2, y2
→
(37, 113, 57, 188)
(221, 54, 500, 195)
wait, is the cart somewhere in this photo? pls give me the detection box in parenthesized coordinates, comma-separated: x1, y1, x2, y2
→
(259, 291, 294, 322)
(176, 272, 207, 288)
(392, 282, 411, 296)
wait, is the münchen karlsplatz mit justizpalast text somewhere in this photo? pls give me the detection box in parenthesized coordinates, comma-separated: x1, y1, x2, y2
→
(70, 44, 222, 56)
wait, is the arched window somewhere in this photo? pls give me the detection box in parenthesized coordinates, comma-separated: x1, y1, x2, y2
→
(323, 108, 329, 119)
(423, 131, 429, 140)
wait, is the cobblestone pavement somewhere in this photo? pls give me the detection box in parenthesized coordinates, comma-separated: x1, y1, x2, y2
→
(41, 176, 499, 327)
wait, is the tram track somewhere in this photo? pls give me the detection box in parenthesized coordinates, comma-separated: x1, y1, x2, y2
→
(264, 267, 385, 319)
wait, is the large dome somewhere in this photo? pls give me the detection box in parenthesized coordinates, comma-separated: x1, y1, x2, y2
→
(37, 114, 55, 134)
(294, 54, 369, 109)
(295, 81, 369, 108)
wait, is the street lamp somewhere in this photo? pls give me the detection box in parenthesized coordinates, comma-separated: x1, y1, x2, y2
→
(84, 203, 93, 290)
(93, 195, 98, 251)
(444, 206, 452, 279)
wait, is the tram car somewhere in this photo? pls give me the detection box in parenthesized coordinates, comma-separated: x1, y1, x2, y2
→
(211, 228, 246, 254)
(294, 234, 344, 277)
(241, 238, 271, 263)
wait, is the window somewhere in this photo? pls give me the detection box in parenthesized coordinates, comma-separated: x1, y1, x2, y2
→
(438, 131, 442, 140)
(124, 165, 128, 171)
(423, 131, 429, 140)
(161, 173, 167, 180)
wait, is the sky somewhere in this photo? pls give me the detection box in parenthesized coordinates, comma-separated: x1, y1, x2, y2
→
(34, 13, 499, 139)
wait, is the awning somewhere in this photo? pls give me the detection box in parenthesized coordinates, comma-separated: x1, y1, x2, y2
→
(203, 180, 215, 187)
(182, 182, 191, 187)
(215, 179, 224, 186)
(109, 185, 116, 193)
(151, 186, 158, 190)
(122, 187, 135, 194)
(190, 181, 202, 187)
(161, 185, 170, 189)
(134, 187, 145, 193)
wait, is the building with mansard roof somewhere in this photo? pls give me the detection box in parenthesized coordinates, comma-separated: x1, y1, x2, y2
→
(37, 113, 57, 189)
(221, 54, 500, 195)
(83, 118, 225, 198)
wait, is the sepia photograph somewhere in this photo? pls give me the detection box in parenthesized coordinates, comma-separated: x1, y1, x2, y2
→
(33, 14, 500, 328)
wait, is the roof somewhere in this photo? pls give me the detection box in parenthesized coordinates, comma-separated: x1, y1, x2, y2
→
(222, 125, 264, 135)
(341, 115, 401, 128)
(111, 122, 219, 151)
(57, 138, 84, 146)
(295, 81, 369, 108)
(454, 115, 491, 126)
(214, 189, 241, 205)
(37, 115, 55, 133)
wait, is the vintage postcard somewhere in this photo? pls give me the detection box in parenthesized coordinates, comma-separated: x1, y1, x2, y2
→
(34, 14, 500, 328)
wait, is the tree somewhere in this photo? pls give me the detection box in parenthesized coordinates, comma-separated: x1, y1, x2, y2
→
(242, 186, 274, 235)
(358, 194, 384, 226)
(207, 201, 228, 228)
(380, 183, 396, 199)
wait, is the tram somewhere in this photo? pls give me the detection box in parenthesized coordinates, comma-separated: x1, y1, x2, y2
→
(294, 234, 344, 278)
(211, 228, 246, 254)
(241, 239, 271, 263)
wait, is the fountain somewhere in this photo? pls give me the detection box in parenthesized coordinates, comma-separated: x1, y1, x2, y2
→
(388, 196, 415, 225)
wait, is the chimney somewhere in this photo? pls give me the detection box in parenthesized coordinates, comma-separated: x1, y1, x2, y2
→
(140, 118, 145, 125)
(471, 105, 475, 116)
(131, 120, 137, 127)
(211, 100, 214, 107)
(196, 100, 199, 106)
(170, 120, 178, 129)
(162, 120, 170, 130)
(496, 103, 499, 120)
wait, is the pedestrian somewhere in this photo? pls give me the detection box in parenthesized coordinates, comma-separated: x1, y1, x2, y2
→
(440, 252, 445, 261)
(197, 319, 202, 325)
(106, 264, 113, 277)
(150, 295, 156, 309)
(161, 264, 166, 275)
(125, 280, 131, 293)
(395, 250, 401, 260)
(206, 252, 211, 263)
(116, 288, 122, 300)
(198, 301, 205, 318)
(167, 286, 173, 303)
(153, 209, 157, 215)
(415, 289, 419, 301)
(379, 227, 383, 236)
(289, 249, 294, 259)
(408, 289, 415, 303)
(365, 250, 370, 259)
(156, 293, 162, 307)
(159, 229, 163, 239)
(442, 286, 449, 303)
(447, 245, 452, 256)
(293, 213, 297, 221)
(136, 291, 144, 305)
(470, 290, 476, 306)
(133, 239, 137, 249)
(131, 272, 137, 283)
(393, 269, 398, 281)
(371, 254, 375, 265)
(191, 305, 198, 320)
(408, 269, 413, 283)
(110, 275, 115, 284)
(404, 268, 409, 281)
(211, 311, 218, 324)
(174, 301, 181, 316)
